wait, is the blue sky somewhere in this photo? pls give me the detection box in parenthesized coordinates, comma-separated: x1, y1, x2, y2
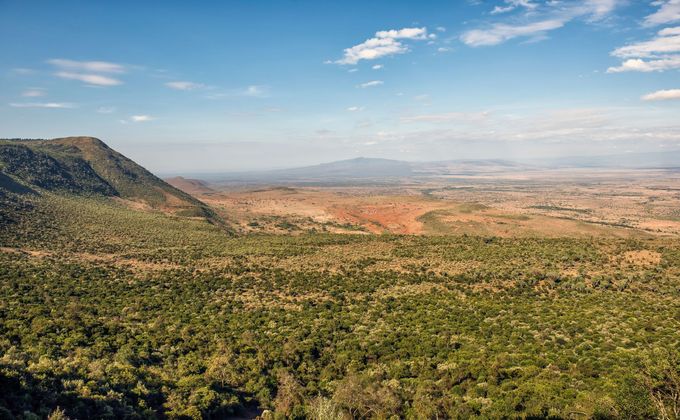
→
(1, 0, 679, 173)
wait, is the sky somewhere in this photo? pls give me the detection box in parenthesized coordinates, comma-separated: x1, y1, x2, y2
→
(1, 0, 680, 173)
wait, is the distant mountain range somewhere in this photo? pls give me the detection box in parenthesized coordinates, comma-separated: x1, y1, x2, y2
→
(201, 157, 525, 184)
(198, 150, 680, 184)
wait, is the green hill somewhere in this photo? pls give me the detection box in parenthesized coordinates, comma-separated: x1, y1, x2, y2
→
(0, 137, 220, 223)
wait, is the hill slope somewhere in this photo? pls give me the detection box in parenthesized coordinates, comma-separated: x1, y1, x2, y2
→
(0, 136, 220, 222)
(165, 176, 216, 195)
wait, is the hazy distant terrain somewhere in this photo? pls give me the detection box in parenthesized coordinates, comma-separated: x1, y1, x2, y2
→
(194, 151, 680, 187)
(166, 157, 680, 237)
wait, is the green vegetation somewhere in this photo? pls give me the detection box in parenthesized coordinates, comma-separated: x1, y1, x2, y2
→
(0, 142, 116, 196)
(0, 137, 217, 223)
(530, 205, 592, 214)
(457, 203, 489, 214)
(417, 210, 456, 235)
(1, 192, 679, 419)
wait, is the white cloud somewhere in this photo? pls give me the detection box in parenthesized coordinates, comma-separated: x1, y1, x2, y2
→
(55, 72, 123, 86)
(347, 106, 364, 111)
(21, 88, 46, 97)
(436, 26, 447, 32)
(338, 38, 407, 64)
(608, 26, 680, 72)
(642, 88, 680, 100)
(461, 19, 564, 46)
(335, 27, 429, 65)
(491, 0, 537, 15)
(462, 1, 620, 47)
(243, 85, 268, 97)
(165, 81, 205, 90)
(586, 0, 619, 19)
(97, 106, 116, 114)
(48, 59, 125, 86)
(12, 68, 35, 75)
(130, 115, 153, 122)
(611, 27, 680, 58)
(348, 68, 359, 73)
(608, 56, 680, 72)
(372, 64, 384, 70)
(203, 85, 270, 99)
(370, 107, 680, 154)
(358, 80, 384, 88)
(48, 59, 125, 73)
(645, 0, 680, 26)
(9, 102, 74, 109)
(375, 27, 428, 39)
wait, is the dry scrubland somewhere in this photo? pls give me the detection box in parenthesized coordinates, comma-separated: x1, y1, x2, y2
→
(172, 168, 680, 238)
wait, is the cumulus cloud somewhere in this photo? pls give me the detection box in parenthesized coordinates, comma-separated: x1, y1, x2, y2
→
(645, 0, 680, 26)
(165, 81, 205, 90)
(642, 88, 680, 100)
(608, 56, 680, 72)
(372, 64, 384, 70)
(358, 80, 384, 88)
(462, 0, 620, 47)
(608, 26, 680, 72)
(48, 59, 125, 86)
(335, 27, 429, 65)
(347, 106, 364, 111)
(9, 102, 74, 108)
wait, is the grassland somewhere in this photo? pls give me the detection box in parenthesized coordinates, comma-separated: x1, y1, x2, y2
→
(1, 193, 679, 419)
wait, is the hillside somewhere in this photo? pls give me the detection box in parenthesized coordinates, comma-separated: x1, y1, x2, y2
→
(0, 137, 219, 222)
(165, 176, 216, 195)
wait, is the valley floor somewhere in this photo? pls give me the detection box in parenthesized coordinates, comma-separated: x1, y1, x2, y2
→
(175, 168, 680, 237)
(1, 194, 679, 418)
